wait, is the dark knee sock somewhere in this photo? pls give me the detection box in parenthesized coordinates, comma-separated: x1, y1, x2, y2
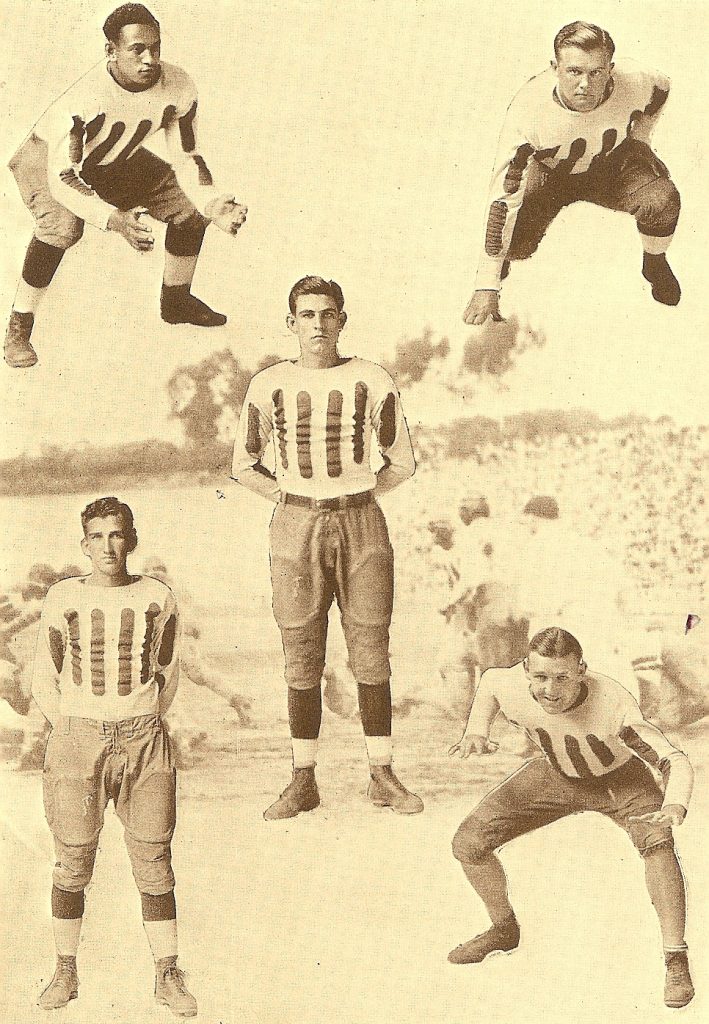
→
(22, 237, 66, 289)
(357, 681, 392, 736)
(165, 217, 207, 257)
(141, 890, 177, 922)
(51, 885, 84, 920)
(288, 685, 322, 739)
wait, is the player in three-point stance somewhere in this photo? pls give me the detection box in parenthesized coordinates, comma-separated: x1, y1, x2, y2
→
(31, 497, 197, 1017)
(448, 627, 695, 1009)
(4, 3, 247, 369)
(232, 276, 423, 820)
(464, 21, 682, 325)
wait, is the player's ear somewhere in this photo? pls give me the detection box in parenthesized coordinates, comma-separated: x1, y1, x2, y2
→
(286, 314, 296, 334)
(80, 536, 90, 557)
(522, 657, 529, 672)
(338, 311, 347, 329)
(550, 59, 558, 71)
(106, 41, 115, 61)
(579, 659, 587, 675)
(608, 62, 615, 74)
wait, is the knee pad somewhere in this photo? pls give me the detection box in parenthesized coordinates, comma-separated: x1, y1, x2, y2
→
(638, 837, 675, 859)
(125, 834, 175, 895)
(633, 178, 681, 236)
(22, 237, 68, 287)
(165, 212, 208, 256)
(451, 823, 490, 864)
(52, 843, 98, 892)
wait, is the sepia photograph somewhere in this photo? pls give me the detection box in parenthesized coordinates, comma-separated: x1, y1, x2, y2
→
(1, 2, 706, 1023)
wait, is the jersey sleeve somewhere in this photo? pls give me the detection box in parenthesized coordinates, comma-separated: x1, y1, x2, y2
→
(231, 373, 280, 499)
(475, 93, 536, 291)
(629, 68, 671, 143)
(42, 85, 117, 230)
(464, 669, 501, 736)
(156, 587, 181, 715)
(618, 697, 693, 810)
(370, 368, 416, 490)
(30, 587, 66, 725)
(163, 72, 221, 218)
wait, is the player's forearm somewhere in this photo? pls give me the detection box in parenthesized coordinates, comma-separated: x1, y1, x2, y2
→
(157, 672, 179, 716)
(464, 690, 499, 737)
(232, 465, 280, 503)
(660, 752, 694, 812)
(374, 460, 414, 497)
(46, 144, 116, 229)
(31, 681, 61, 726)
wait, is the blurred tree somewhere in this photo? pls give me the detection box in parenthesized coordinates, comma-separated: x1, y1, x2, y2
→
(461, 315, 545, 376)
(383, 328, 449, 387)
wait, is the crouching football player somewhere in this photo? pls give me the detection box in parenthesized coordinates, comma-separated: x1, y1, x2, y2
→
(448, 627, 694, 1009)
(31, 497, 197, 1017)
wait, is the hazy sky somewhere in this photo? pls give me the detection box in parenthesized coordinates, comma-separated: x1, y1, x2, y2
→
(1, 0, 707, 458)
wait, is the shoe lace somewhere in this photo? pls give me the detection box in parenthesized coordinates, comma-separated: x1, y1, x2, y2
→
(163, 964, 189, 993)
(666, 953, 688, 981)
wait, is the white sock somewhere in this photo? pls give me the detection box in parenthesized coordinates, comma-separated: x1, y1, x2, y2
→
(641, 233, 673, 256)
(143, 919, 178, 961)
(163, 253, 198, 288)
(292, 738, 318, 768)
(52, 917, 82, 957)
(13, 279, 47, 316)
(365, 735, 393, 767)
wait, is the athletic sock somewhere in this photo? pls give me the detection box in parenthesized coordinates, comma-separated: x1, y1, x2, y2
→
(641, 232, 673, 256)
(358, 682, 393, 766)
(142, 892, 178, 961)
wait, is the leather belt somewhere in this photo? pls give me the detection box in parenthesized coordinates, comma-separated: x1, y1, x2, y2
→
(280, 490, 374, 510)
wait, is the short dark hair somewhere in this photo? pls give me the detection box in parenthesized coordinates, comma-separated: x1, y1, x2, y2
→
(528, 627, 583, 661)
(81, 497, 138, 553)
(103, 4, 160, 43)
(553, 21, 615, 62)
(288, 276, 345, 315)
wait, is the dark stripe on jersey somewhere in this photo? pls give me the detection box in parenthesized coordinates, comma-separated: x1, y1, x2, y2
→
(59, 168, 95, 196)
(378, 392, 397, 450)
(157, 613, 177, 668)
(90, 609, 106, 696)
(658, 757, 671, 789)
(503, 144, 534, 194)
(485, 200, 508, 256)
(141, 603, 162, 685)
(117, 608, 135, 695)
(68, 117, 85, 164)
(586, 734, 615, 767)
(84, 113, 106, 144)
(178, 101, 198, 152)
(155, 672, 166, 693)
(564, 735, 594, 777)
(535, 728, 562, 772)
(112, 119, 153, 164)
(191, 155, 213, 186)
(296, 391, 313, 478)
(619, 725, 660, 766)
(48, 626, 66, 674)
(159, 104, 177, 130)
(353, 382, 368, 464)
(245, 403, 263, 457)
(555, 137, 587, 175)
(82, 121, 126, 170)
(325, 391, 343, 477)
(646, 86, 669, 118)
(587, 128, 618, 173)
(64, 610, 82, 686)
(272, 389, 288, 469)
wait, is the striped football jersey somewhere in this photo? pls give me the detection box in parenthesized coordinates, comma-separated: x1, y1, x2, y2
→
(467, 662, 693, 808)
(32, 574, 180, 722)
(476, 61, 671, 289)
(232, 358, 416, 500)
(26, 61, 219, 229)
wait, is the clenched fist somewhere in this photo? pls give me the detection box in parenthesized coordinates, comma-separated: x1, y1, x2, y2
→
(205, 194, 248, 236)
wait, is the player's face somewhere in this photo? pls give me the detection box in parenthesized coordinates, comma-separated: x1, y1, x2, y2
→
(524, 651, 585, 714)
(81, 514, 131, 584)
(287, 293, 346, 367)
(107, 24, 162, 91)
(553, 46, 613, 112)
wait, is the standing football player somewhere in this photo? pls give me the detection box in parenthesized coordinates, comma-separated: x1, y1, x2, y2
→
(448, 627, 694, 1009)
(231, 276, 423, 819)
(464, 21, 681, 324)
(31, 497, 197, 1017)
(5, 3, 247, 368)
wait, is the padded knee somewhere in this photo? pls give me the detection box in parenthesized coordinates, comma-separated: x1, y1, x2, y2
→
(22, 237, 66, 287)
(452, 821, 490, 864)
(165, 212, 208, 256)
(632, 178, 681, 237)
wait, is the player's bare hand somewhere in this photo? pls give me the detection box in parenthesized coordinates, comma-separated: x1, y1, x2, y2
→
(107, 207, 154, 252)
(629, 804, 687, 828)
(448, 733, 499, 758)
(206, 194, 248, 236)
(463, 290, 505, 325)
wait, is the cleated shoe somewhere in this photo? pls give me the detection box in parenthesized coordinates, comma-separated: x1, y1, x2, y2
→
(448, 917, 520, 964)
(37, 956, 79, 1009)
(263, 766, 320, 821)
(664, 949, 694, 1008)
(368, 765, 424, 814)
(4, 311, 38, 368)
(642, 253, 681, 306)
(155, 956, 198, 1018)
(161, 285, 227, 327)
